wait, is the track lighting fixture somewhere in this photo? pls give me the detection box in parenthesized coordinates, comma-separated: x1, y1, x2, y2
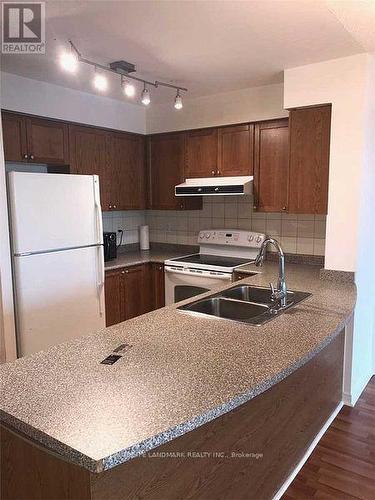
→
(141, 84, 151, 106)
(93, 68, 108, 92)
(59, 48, 78, 73)
(122, 76, 135, 98)
(174, 89, 183, 110)
(60, 41, 187, 108)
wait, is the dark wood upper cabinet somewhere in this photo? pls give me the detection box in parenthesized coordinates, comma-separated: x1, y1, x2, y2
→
(69, 125, 111, 210)
(2, 112, 27, 162)
(110, 132, 146, 210)
(2, 113, 69, 165)
(185, 128, 218, 178)
(288, 105, 331, 214)
(3, 108, 332, 217)
(185, 124, 253, 178)
(71, 126, 146, 212)
(148, 132, 202, 210)
(254, 119, 289, 212)
(218, 124, 254, 176)
(25, 117, 69, 165)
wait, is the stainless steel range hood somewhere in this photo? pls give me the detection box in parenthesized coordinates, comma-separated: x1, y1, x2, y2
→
(175, 176, 253, 196)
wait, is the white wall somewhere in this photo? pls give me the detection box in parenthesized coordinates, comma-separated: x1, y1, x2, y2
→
(284, 53, 375, 403)
(352, 55, 375, 395)
(1, 72, 146, 134)
(147, 83, 287, 133)
(284, 54, 369, 273)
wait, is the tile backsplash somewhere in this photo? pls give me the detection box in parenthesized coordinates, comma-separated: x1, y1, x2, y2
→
(102, 211, 146, 245)
(147, 196, 326, 256)
(102, 196, 326, 256)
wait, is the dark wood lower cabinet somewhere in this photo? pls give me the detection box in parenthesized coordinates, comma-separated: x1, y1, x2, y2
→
(104, 269, 123, 327)
(121, 264, 151, 320)
(150, 263, 165, 310)
(104, 263, 164, 327)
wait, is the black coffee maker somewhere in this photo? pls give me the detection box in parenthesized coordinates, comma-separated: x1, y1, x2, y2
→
(103, 232, 117, 261)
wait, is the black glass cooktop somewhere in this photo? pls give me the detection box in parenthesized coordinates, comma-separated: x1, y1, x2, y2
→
(170, 254, 253, 268)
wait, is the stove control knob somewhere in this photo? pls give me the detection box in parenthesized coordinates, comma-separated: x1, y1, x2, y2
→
(205, 232, 211, 239)
(256, 236, 262, 243)
(248, 235, 254, 242)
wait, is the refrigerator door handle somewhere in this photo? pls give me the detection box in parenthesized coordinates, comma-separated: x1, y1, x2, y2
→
(93, 176, 105, 318)
(93, 175, 103, 245)
(96, 245, 105, 318)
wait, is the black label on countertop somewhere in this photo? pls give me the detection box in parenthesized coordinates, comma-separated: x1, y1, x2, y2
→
(100, 354, 122, 365)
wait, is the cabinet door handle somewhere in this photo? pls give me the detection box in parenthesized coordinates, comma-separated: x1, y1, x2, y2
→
(216, 170, 220, 175)
(211, 170, 215, 176)
(23, 154, 28, 159)
(30, 154, 34, 160)
(113, 204, 117, 209)
(282, 206, 287, 211)
(109, 205, 112, 209)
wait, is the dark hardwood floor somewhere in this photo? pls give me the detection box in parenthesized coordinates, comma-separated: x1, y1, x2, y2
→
(283, 376, 375, 499)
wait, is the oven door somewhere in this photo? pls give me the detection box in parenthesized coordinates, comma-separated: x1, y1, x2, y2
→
(164, 266, 232, 305)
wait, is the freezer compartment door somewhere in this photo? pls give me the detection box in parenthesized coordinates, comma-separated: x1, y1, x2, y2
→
(13, 246, 105, 357)
(8, 172, 103, 254)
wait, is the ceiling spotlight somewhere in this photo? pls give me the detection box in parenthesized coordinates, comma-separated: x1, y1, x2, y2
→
(174, 90, 183, 110)
(93, 69, 108, 92)
(122, 76, 135, 98)
(141, 84, 151, 106)
(60, 50, 78, 73)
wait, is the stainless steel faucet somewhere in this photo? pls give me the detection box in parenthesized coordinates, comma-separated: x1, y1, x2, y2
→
(255, 237, 288, 309)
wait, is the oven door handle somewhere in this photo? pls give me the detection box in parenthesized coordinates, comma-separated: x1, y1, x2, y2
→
(164, 266, 232, 280)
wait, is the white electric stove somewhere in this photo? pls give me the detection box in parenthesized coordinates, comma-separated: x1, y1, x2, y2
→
(164, 229, 266, 305)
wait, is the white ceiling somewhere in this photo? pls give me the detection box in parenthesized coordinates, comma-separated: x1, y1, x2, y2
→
(1, 0, 374, 105)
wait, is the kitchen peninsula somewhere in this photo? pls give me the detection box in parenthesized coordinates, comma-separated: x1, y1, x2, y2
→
(0, 262, 355, 500)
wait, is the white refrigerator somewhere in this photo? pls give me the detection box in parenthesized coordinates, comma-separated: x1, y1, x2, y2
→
(7, 172, 106, 357)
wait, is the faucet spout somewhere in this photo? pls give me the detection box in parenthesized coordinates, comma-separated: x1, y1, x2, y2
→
(255, 237, 287, 309)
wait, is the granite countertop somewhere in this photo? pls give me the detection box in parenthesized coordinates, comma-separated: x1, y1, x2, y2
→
(0, 261, 356, 474)
(104, 243, 198, 271)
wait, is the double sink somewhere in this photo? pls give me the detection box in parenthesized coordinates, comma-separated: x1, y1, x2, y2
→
(178, 284, 311, 326)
